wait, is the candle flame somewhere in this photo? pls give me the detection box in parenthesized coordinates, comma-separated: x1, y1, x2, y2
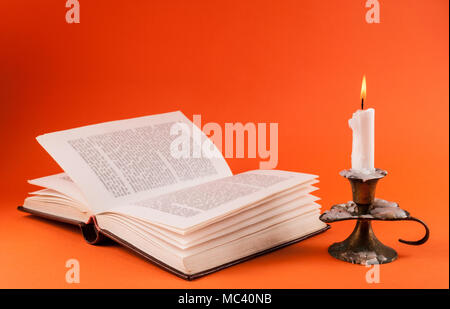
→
(360, 75, 367, 100)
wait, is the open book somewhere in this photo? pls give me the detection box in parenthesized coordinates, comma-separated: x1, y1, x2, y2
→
(20, 111, 328, 279)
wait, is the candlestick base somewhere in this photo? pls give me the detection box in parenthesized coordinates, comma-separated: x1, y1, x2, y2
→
(320, 169, 429, 265)
(328, 220, 397, 265)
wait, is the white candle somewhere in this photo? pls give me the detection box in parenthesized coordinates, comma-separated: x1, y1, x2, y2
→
(348, 76, 375, 172)
(349, 108, 375, 171)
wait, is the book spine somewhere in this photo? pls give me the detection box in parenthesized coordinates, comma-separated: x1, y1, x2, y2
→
(17, 206, 108, 245)
(80, 216, 108, 245)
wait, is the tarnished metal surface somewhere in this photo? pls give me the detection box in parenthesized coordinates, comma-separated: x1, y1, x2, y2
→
(321, 169, 429, 265)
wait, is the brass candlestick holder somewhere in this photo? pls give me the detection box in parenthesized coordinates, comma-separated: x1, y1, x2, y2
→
(320, 169, 429, 265)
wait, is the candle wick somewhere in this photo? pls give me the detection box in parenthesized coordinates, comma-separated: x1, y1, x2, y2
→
(361, 98, 364, 110)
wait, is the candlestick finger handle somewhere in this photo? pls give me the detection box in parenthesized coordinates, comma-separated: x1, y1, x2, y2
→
(398, 217, 430, 246)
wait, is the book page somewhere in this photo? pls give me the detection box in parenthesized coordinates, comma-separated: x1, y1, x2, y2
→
(103, 196, 319, 249)
(104, 169, 318, 233)
(36, 111, 232, 213)
(28, 173, 89, 207)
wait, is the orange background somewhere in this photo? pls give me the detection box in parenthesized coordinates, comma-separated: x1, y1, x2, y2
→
(0, 0, 448, 288)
